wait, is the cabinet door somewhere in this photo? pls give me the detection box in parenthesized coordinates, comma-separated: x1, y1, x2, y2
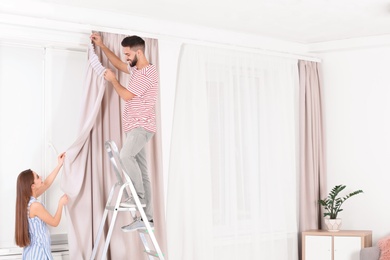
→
(334, 236, 361, 260)
(305, 235, 332, 260)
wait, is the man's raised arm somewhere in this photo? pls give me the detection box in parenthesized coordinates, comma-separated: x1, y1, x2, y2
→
(90, 33, 129, 73)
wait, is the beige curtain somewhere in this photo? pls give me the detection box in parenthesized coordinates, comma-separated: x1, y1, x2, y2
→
(298, 60, 327, 258)
(61, 32, 167, 260)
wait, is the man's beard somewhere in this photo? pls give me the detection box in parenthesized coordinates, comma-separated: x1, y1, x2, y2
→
(129, 54, 138, 67)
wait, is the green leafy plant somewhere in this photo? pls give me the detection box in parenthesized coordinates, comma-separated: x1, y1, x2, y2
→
(318, 184, 363, 219)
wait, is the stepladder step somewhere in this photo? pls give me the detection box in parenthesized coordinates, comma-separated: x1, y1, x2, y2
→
(105, 205, 137, 212)
(145, 249, 163, 258)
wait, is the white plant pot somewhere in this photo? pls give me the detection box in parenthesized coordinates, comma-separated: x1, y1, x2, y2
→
(324, 218, 342, 232)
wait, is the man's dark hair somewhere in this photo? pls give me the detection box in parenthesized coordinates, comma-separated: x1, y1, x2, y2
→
(121, 36, 145, 52)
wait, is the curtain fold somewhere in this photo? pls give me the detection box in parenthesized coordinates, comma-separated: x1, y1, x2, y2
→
(167, 44, 299, 260)
(298, 60, 327, 258)
(61, 32, 167, 260)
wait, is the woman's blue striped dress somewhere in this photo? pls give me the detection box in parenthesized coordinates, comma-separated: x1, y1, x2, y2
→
(23, 197, 53, 260)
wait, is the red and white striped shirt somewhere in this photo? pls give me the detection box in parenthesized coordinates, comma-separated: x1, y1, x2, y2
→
(123, 63, 159, 133)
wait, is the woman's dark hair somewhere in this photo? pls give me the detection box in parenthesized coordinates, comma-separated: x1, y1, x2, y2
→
(121, 35, 145, 52)
(15, 169, 34, 247)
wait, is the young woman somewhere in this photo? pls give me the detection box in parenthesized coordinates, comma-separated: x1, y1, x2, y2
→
(15, 153, 68, 260)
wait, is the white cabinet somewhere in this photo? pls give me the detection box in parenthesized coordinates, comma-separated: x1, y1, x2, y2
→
(302, 230, 372, 260)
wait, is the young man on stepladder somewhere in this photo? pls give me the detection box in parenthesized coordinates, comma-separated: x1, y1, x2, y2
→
(90, 33, 158, 231)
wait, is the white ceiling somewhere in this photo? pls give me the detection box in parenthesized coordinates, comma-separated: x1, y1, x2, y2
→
(25, 0, 390, 44)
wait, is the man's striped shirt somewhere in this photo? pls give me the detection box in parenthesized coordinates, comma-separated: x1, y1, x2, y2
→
(123, 63, 159, 133)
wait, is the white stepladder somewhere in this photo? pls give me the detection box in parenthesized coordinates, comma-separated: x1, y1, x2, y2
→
(90, 140, 165, 260)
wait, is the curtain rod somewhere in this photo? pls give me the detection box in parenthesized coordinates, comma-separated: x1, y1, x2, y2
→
(89, 25, 322, 63)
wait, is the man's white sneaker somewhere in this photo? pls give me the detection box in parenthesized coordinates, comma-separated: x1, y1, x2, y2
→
(121, 219, 154, 232)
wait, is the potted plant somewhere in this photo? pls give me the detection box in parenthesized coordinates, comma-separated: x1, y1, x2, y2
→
(318, 184, 363, 232)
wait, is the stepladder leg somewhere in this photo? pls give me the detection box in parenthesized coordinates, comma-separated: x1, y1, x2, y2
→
(90, 209, 109, 260)
(100, 209, 120, 260)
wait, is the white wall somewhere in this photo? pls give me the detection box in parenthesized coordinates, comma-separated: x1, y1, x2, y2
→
(319, 45, 390, 243)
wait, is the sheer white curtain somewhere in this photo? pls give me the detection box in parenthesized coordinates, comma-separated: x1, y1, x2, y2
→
(167, 44, 299, 260)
